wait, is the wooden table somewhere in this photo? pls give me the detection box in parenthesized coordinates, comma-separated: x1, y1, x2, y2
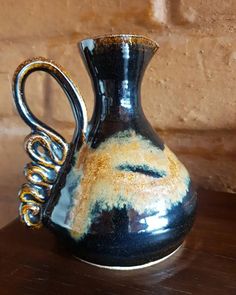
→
(0, 189, 236, 295)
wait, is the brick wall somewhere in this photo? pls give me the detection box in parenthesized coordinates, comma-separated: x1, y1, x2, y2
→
(1, 0, 236, 226)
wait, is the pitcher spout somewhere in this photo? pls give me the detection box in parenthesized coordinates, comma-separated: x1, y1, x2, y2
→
(79, 34, 158, 86)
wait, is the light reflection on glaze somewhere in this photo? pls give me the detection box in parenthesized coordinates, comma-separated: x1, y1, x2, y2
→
(57, 130, 190, 239)
(141, 215, 168, 232)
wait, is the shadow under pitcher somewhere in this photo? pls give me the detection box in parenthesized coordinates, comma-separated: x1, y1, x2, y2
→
(12, 34, 197, 269)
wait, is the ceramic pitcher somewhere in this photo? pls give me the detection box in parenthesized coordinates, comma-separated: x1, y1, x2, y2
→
(13, 34, 197, 269)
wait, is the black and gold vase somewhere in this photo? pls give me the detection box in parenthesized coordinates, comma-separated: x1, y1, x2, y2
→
(13, 34, 197, 269)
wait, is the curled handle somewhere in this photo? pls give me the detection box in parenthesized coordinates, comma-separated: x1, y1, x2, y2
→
(13, 57, 87, 228)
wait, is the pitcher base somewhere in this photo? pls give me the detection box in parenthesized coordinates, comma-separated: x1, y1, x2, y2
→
(75, 244, 183, 270)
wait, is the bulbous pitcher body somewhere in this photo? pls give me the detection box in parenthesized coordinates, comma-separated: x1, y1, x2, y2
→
(13, 35, 197, 269)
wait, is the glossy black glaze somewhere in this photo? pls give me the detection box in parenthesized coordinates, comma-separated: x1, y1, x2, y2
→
(49, 183, 196, 267)
(13, 34, 197, 268)
(45, 35, 197, 267)
(80, 35, 164, 149)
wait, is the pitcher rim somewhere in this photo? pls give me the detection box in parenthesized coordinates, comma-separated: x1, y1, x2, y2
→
(79, 34, 159, 52)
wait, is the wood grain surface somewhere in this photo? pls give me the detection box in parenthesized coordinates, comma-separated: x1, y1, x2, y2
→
(0, 189, 236, 295)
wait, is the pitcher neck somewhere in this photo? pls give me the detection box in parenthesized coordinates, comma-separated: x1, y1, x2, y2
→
(79, 35, 158, 121)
